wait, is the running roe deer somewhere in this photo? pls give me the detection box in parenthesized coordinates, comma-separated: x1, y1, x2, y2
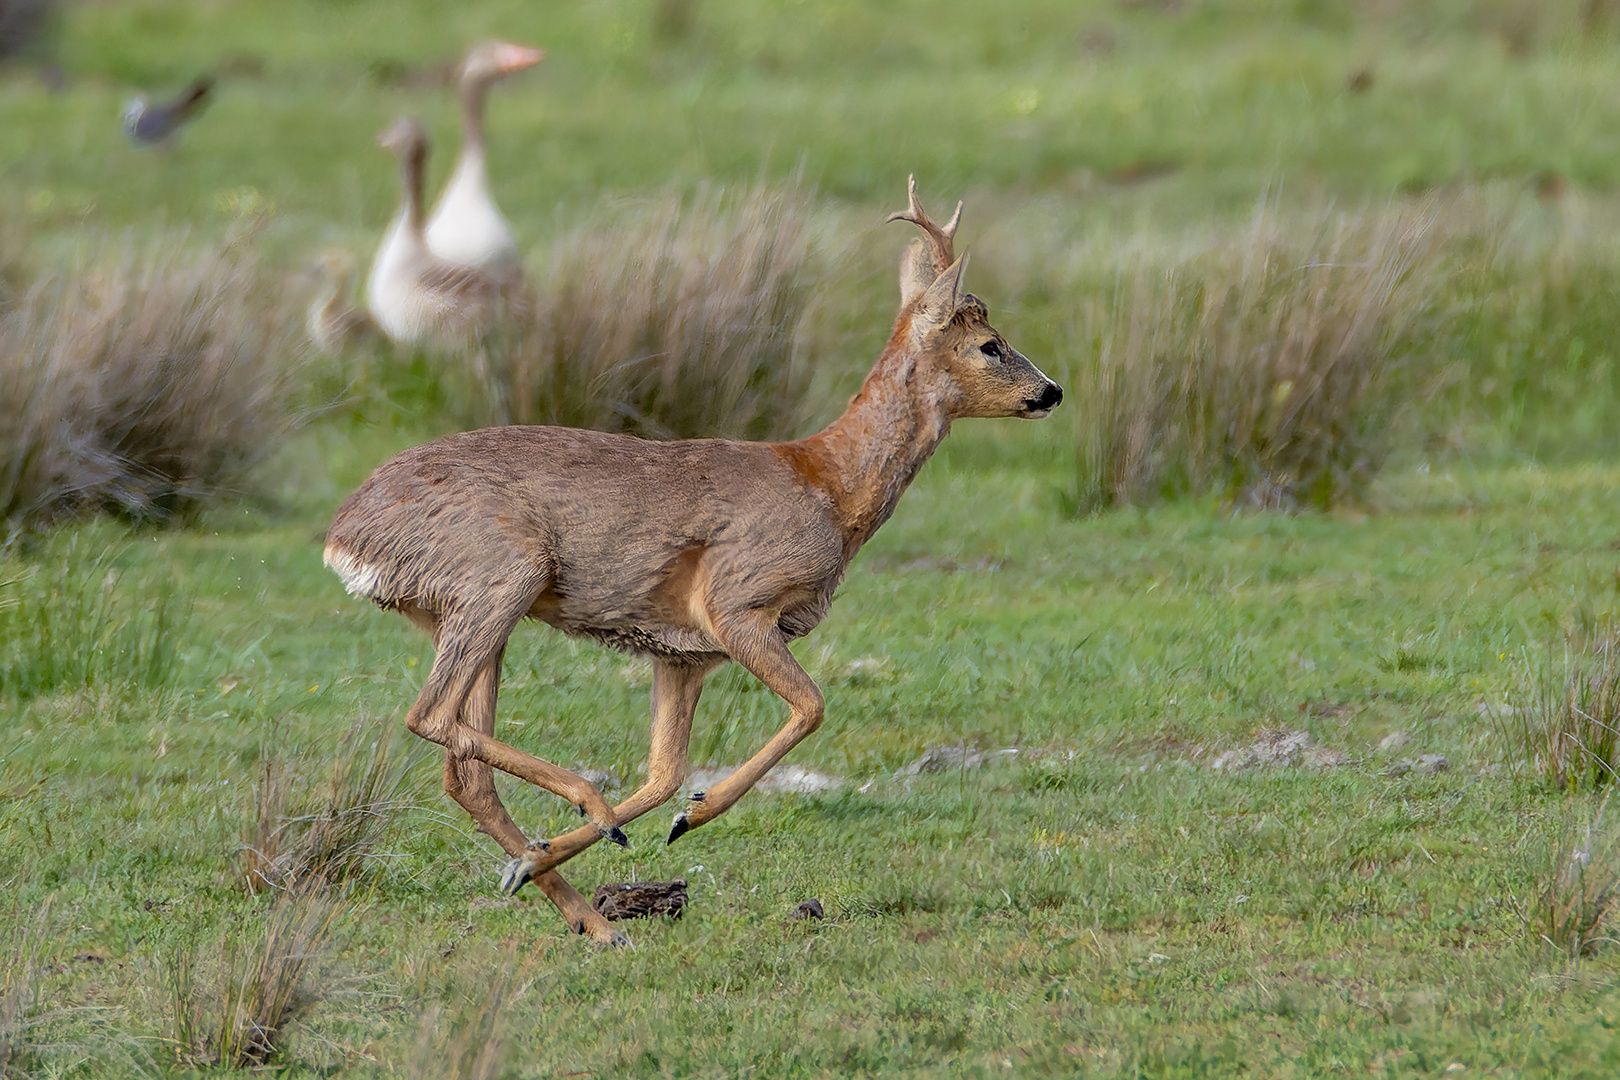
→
(324, 178, 1062, 944)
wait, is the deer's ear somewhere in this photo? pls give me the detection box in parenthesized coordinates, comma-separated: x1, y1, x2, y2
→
(912, 253, 968, 335)
(898, 238, 936, 308)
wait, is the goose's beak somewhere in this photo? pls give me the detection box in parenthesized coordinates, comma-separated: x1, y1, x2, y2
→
(495, 43, 545, 74)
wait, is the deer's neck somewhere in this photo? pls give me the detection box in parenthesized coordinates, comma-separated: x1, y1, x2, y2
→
(779, 320, 951, 558)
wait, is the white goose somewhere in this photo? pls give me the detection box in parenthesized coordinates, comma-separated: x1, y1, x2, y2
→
(367, 117, 503, 345)
(424, 41, 544, 285)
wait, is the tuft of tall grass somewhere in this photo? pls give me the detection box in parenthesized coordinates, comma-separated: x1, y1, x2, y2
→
(1066, 203, 1448, 511)
(486, 182, 826, 440)
(0, 902, 54, 1078)
(0, 238, 304, 532)
(1524, 796, 1620, 958)
(240, 717, 417, 894)
(0, 530, 186, 700)
(1500, 630, 1620, 792)
(404, 961, 518, 1080)
(0, 0, 54, 63)
(159, 895, 344, 1070)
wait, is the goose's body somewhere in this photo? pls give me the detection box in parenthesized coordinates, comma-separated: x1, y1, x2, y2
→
(423, 41, 543, 285)
(367, 118, 502, 344)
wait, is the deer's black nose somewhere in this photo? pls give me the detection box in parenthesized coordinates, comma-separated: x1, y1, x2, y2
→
(1025, 382, 1062, 413)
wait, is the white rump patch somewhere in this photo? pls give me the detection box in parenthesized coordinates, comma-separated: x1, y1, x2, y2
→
(324, 544, 382, 598)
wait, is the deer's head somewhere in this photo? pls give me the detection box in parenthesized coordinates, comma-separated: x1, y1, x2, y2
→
(889, 178, 1062, 420)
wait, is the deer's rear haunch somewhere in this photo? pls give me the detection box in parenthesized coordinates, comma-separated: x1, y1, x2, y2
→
(324, 178, 1061, 945)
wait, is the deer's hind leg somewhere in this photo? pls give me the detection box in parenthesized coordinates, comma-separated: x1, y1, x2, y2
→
(501, 657, 713, 890)
(444, 646, 627, 947)
(404, 583, 625, 846)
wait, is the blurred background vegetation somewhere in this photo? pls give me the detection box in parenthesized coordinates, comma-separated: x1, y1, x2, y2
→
(2, 0, 1620, 527)
(2, 0, 1619, 532)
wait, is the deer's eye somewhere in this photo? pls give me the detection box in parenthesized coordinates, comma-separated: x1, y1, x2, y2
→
(981, 340, 1003, 361)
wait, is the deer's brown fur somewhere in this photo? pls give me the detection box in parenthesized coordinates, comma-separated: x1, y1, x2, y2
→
(325, 178, 1061, 945)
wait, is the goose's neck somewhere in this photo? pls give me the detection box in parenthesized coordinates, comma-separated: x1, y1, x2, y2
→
(458, 76, 491, 162)
(398, 142, 428, 232)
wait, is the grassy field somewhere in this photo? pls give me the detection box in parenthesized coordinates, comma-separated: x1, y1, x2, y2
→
(8, 1, 1620, 1076)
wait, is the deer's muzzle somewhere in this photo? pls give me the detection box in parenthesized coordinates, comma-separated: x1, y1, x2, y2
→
(1022, 381, 1063, 418)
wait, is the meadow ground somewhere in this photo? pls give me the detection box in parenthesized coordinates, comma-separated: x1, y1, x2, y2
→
(7, 1, 1620, 1076)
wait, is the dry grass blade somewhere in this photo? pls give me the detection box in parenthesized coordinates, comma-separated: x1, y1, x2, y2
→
(405, 960, 518, 1080)
(1069, 202, 1449, 511)
(162, 894, 345, 1069)
(0, 237, 304, 533)
(0, 900, 55, 1078)
(1526, 795, 1620, 958)
(241, 717, 417, 894)
(1500, 630, 1620, 791)
(490, 181, 823, 440)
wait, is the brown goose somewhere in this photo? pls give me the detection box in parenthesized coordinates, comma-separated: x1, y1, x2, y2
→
(367, 117, 503, 344)
(306, 250, 378, 354)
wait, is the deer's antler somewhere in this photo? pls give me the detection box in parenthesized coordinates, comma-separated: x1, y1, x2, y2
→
(885, 174, 962, 273)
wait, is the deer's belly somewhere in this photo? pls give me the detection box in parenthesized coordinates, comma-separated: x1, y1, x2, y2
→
(524, 584, 832, 662)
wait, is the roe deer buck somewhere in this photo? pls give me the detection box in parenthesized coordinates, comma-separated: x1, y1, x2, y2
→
(324, 177, 1062, 945)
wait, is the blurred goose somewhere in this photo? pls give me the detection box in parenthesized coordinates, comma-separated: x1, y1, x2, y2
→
(423, 41, 543, 284)
(307, 250, 378, 354)
(368, 117, 503, 344)
(123, 76, 214, 147)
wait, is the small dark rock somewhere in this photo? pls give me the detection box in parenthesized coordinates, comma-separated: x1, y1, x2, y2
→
(792, 898, 825, 921)
(592, 879, 686, 921)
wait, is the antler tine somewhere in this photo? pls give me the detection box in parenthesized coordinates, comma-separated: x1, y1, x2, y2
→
(885, 174, 961, 271)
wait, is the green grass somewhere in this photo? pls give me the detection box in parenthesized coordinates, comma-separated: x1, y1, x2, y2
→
(7, 449, 1620, 1075)
(9, 0, 1620, 1074)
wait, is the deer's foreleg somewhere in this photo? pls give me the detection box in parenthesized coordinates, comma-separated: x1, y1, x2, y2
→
(499, 658, 712, 888)
(666, 616, 824, 844)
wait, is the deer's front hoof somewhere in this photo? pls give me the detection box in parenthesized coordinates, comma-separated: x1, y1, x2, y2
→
(602, 824, 630, 848)
(666, 812, 690, 845)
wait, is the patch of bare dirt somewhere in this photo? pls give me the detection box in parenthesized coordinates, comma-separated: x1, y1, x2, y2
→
(683, 763, 842, 795)
(1209, 727, 1349, 771)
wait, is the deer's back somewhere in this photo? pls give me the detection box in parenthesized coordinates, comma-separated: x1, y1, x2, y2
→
(325, 426, 845, 658)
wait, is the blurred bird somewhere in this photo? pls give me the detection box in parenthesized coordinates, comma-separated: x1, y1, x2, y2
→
(306, 250, 378, 355)
(123, 75, 214, 147)
(367, 117, 503, 344)
(423, 41, 543, 285)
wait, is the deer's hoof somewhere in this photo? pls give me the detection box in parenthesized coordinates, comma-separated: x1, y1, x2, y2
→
(667, 812, 690, 845)
(498, 856, 533, 897)
(603, 825, 630, 848)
